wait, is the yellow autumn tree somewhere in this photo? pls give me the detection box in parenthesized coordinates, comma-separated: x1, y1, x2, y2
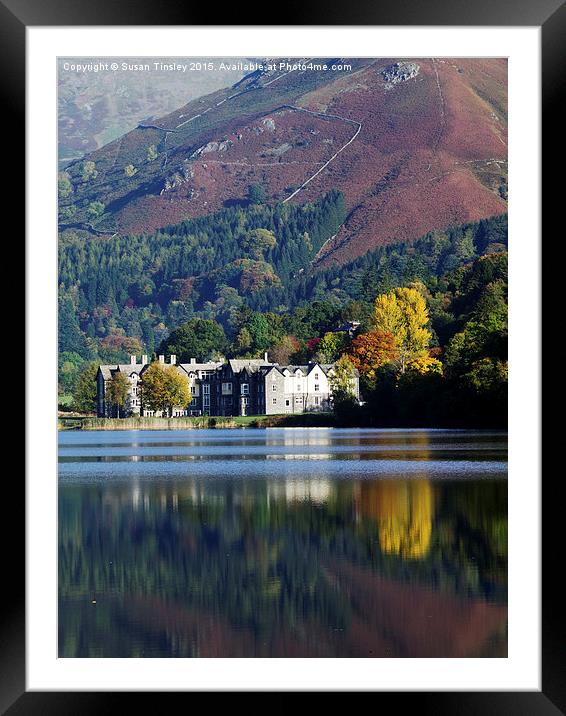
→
(140, 363, 190, 417)
(373, 286, 432, 373)
(405, 355, 443, 376)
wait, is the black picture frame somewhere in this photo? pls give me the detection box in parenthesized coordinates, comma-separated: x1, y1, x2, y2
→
(10, 0, 555, 710)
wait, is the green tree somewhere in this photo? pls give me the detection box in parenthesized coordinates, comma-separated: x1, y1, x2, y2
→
(80, 160, 98, 181)
(158, 318, 228, 362)
(87, 201, 105, 220)
(58, 172, 73, 198)
(124, 164, 138, 177)
(107, 372, 130, 417)
(60, 205, 76, 221)
(329, 355, 357, 404)
(141, 363, 190, 416)
(59, 351, 85, 395)
(241, 228, 277, 260)
(247, 184, 266, 205)
(72, 362, 99, 413)
(316, 331, 348, 363)
(243, 312, 283, 354)
(234, 326, 253, 355)
(58, 293, 90, 357)
(146, 145, 158, 162)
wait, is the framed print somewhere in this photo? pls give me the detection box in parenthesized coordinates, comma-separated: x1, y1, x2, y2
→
(10, 0, 555, 710)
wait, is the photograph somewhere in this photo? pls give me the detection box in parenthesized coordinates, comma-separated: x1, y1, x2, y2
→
(12, 7, 551, 703)
(56, 54, 509, 659)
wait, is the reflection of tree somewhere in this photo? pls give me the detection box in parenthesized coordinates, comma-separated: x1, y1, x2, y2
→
(359, 480, 434, 559)
(58, 476, 506, 657)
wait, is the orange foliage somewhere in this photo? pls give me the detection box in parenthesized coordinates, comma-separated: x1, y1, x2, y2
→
(349, 330, 398, 381)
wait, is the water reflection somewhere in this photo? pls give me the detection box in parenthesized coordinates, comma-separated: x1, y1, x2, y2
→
(59, 429, 507, 657)
(357, 480, 434, 559)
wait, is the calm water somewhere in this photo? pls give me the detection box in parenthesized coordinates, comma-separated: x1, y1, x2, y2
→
(59, 428, 507, 657)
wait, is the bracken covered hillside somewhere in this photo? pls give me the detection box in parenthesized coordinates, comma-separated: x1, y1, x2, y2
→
(60, 58, 507, 267)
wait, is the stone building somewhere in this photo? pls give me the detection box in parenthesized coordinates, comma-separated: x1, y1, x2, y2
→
(96, 354, 359, 418)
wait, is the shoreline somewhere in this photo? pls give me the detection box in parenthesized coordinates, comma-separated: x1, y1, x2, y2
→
(58, 414, 337, 431)
(58, 414, 507, 431)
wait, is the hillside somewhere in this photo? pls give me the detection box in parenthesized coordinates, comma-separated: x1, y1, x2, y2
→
(58, 57, 253, 167)
(59, 58, 507, 264)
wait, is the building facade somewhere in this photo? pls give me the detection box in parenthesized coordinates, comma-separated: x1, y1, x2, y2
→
(96, 354, 359, 418)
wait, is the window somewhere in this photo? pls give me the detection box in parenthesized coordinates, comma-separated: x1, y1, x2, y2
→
(315, 384, 320, 392)
(191, 386, 196, 395)
(272, 384, 277, 392)
(315, 396, 319, 405)
(314, 373, 319, 380)
(297, 383, 301, 391)
(203, 384, 210, 395)
(285, 400, 290, 407)
(222, 382, 232, 394)
(272, 398, 277, 405)
(242, 383, 249, 394)
(243, 396, 249, 406)
(203, 395, 210, 407)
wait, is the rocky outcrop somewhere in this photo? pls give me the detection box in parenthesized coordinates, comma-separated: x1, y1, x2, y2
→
(161, 164, 194, 193)
(190, 140, 233, 158)
(381, 62, 420, 85)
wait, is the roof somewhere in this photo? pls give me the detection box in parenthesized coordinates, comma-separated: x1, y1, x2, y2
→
(228, 359, 274, 375)
(264, 362, 332, 378)
(178, 361, 223, 375)
(98, 364, 144, 380)
(97, 359, 355, 381)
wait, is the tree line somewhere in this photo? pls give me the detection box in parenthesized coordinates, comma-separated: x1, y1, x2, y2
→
(69, 247, 507, 428)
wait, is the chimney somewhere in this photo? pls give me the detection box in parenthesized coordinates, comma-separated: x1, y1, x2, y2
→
(130, 355, 137, 365)
(159, 354, 165, 364)
(142, 354, 148, 365)
(170, 355, 177, 365)
(264, 351, 269, 362)
(190, 358, 196, 365)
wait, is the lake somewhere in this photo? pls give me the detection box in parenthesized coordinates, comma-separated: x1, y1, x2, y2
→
(58, 428, 508, 657)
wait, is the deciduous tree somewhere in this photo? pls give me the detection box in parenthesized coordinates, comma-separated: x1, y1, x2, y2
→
(72, 362, 99, 414)
(159, 318, 228, 362)
(80, 160, 98, 181)
(349, 330, 398, 387)
(58, 172, 73, 198)
(141, 363, 190, 417)
(241, 228, 277, 259)
(107, 372, 129, 418)
(329, 355, 357, 404)
(269, 335, 300, 364)
(146, 145, 158, 162)
(316, 331, 348, 363)
(373, 287, 432, 373)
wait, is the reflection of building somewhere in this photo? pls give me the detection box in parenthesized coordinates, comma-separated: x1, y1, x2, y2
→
(268, 479, 333, 506)
(358, 480, 434, 559)
(97, 354, 359, 418)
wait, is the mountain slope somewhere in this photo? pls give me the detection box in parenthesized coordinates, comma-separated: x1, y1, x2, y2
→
(57, 57, 254, 167)
(59, 58, 507, 266)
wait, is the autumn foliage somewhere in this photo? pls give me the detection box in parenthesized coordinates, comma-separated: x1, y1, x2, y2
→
(349, 331, 398, 384)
